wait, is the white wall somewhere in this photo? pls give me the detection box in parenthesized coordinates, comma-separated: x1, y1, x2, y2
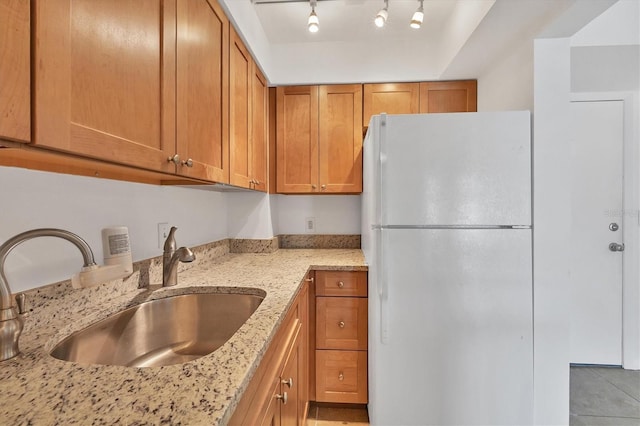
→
(227, 191, 277, 239)
(533, 37, 573, 425)
(0, 166, 228, 293)
(477, 39, 534, 111)
(275, 195, 361, 235)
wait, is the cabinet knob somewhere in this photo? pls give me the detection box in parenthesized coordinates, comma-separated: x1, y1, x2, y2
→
(276, 392, 288, 404)
(311, 185, 317, 190)
(304, 277, 314, 283)
(321, 184, 326, 190)
(338, 321, 345, 328)
(338, 372, 344, 381)
(282, 377, 293, 388)
(167, 154, 181, 165)
(254, 179, 261, 185)
(182, 158, 194, 167)
(337, 281, 344, 288)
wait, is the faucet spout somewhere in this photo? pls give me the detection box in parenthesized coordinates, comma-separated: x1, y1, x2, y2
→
(0, 228, 97, 362)
(161, 227, 195, 287)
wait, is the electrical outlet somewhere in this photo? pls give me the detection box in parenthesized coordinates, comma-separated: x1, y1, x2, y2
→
(158, 223, 170, 248)
(305, 217, 316, 233)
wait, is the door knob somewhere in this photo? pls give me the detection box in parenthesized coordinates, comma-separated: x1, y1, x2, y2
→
(609, 243, 625, 252)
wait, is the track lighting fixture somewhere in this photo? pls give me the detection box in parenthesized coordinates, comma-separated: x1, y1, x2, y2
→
(410, 0, 424, 29)
(308, 0, 319, 33)
(374, 0, 388, 28)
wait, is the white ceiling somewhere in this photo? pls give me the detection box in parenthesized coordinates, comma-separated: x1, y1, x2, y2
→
(220, 0, 617, 85)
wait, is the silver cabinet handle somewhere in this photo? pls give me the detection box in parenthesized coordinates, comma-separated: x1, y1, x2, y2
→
(167, 154, 181, 165)
(321, 184, 326, 190)
(181, 158, 193, 167)
(337, 281, 344, 288)
(338, 372, 344, 381)
(311, 184, 317, 189)
(305, 277, 314, 283)
(609, 243, 625, 252)
(276, 392, 288, 404)
(282, 377, 293, 388)
(338, 321, 345, 328)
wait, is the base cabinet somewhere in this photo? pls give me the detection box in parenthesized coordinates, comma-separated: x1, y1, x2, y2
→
(312, 271, 368, 404)
(230, 278, 309, 426)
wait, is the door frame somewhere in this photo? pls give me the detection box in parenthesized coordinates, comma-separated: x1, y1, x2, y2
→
(570, 91, 640, 369)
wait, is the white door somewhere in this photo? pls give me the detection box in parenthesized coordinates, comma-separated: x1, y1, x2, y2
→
(569, 100, 624, 365)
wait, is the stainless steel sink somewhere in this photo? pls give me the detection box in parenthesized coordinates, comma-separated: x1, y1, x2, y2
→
(50, 291, 264, 367)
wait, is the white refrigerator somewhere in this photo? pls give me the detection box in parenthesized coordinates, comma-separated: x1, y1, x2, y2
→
(361, 112, 533, 425)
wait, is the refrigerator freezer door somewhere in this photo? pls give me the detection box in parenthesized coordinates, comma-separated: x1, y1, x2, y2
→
(369, 228, 533, 425)
(380, 112, 531, 226)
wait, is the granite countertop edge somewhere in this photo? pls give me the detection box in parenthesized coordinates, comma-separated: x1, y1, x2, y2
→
(0, 249, 367, 425)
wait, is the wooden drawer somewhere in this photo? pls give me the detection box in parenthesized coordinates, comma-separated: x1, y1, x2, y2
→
(316, 297, 367, 351)
(315, 271, 367, 297)
(316, 350, 367, 404)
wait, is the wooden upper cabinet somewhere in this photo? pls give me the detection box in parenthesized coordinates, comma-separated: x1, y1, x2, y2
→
(229, 26, 268, 192)
(0, 0, 30, 143)
(229, 26, 252, 189)
(276, 84, 362, 194)
(318, 84, 362, 193)
(33, 0, 176, 174)
(276, 85, 319, 193)
(251, 64, 268, 192)
(419, 80, 477, 113)
(176, 0, 229, 183)
(363, 83, 419, 128)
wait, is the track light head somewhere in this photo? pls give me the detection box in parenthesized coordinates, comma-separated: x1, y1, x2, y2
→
(410, 0, 424, 29)
(374, 0, 388, 28)
(308, 8, 319, 33)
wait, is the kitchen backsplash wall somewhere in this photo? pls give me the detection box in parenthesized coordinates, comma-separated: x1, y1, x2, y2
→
(2, 166, 362, 292)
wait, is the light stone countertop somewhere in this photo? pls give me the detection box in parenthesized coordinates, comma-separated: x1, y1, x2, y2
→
(0, 249, 366, 425)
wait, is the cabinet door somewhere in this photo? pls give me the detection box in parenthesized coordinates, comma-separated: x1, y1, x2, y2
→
(176, 0, 229, 183)
(318, 84, 362, 193)
(0, 0, 30, 143)
(259, 375, 282, 426)
(419, 80, 477, 113)
(363, 83, 419, 128)
(276, 86, 318, 193)
(34, 0, 176, 173)
(229, 26, 252, 188)
(280, 328, 300, 426)
(250, 64, 268, 192)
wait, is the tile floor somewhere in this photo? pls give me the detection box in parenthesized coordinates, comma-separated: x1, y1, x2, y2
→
(306, 367, 639, 426)
(570, 366, 640, 425)
(306, 403, 369, 426)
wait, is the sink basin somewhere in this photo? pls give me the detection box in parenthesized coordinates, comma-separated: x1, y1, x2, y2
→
(50, 291, 264, 367)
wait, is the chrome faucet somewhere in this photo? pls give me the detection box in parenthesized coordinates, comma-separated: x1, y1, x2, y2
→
(162, 227, 195, 287)
(0, 228, 97, 362)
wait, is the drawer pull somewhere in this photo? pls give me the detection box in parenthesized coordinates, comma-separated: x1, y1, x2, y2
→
(282, 377, 293, 388)
(276, 392, 288, 404)
(305, 277, 314, 283)
(338, 372, 344, 381)
(338, 321, 345, 328)
(337, 281, 344, 288)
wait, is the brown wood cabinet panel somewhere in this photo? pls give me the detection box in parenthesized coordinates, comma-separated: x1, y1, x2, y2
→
(318, 84, 363, 193)
(268, 87, 277, 193)
(176, 0, 229, 182)
(250, 64, 268, 192)
(34, 0, 176, 173)
(363, 82, 419, 128)
(229, 26, 252, 188)
(316, 297, 367, 351)
(276, 86, 319, 193)
(0, 0, 30, 143)
(315, 271, 367, 297)
(419, 80, 477, 113)
(280, 326, 301, 426)
(315, 350, 367, 404)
